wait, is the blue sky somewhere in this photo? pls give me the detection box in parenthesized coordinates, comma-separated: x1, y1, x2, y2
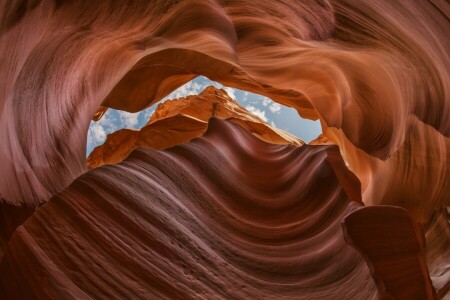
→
(87, 76, 321, 155)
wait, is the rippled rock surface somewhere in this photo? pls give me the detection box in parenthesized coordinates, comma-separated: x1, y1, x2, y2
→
(0, 120, 379, 298)
(0, 0, 448, 298)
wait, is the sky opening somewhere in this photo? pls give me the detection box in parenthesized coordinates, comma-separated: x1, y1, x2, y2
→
(87, 76, 322, 156)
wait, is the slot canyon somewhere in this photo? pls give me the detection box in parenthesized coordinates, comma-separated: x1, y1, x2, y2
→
(0, 0, 449, 299)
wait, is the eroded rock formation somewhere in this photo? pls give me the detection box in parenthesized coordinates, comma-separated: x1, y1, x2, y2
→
(87, 86, 303, 168)
(0, 119, 416, 299)
(0, 0, 449, 298)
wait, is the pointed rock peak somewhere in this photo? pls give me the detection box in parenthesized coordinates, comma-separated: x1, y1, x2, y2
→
(200, 86, 231, 99)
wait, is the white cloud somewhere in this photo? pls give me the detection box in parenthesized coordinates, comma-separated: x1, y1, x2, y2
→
(141, 108, 154, 122)
(260, 97, 281, 114)
(269, 102, 281, 114)
(119, 111, 139, 128)
(223, 87, 236, 99)
(191, 81, 202, 92)
(242, 91, 249, 101)
(96, 110, 120, 132)
(210, 80, 222, 89)
(271, 121, 277, 128)
(168, 80, 207, 99)
(88, 122, 107, 145)
(245, 105, 267, 122)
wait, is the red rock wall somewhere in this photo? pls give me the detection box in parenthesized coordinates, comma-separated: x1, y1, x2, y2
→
(0, 0, 448, 298)
(1, 120, 382, 299)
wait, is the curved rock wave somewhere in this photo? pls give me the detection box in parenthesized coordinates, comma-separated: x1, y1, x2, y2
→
(0, 120, 439, 299)
(0, 0, 449, 298)
(1, 119, 379, 299)
(1, 0, 448, 214)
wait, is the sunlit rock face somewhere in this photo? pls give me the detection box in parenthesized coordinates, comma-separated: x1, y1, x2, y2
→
(0, 0, 449, 299)
(87, 86, 303, 169)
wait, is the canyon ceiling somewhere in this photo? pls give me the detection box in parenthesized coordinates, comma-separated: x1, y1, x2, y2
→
(0, 0, 449, 299)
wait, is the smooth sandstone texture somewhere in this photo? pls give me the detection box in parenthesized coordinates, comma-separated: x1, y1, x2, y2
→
(87, 86, 303, 168)
(2, 120, 379, 299)
(0, 120, 441, 299)
(0, 0, 449, 299)
(343, 206, 438, 299)
(0, 0, 448, 216)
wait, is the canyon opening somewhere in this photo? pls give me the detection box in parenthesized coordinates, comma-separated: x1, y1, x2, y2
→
(0, 1, 448, 299)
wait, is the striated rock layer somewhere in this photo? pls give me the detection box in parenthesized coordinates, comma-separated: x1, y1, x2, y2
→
(0, 119, 436, 299)
(343, 206, 439, 299)
(1, 0, 448, 217)
(87, 86, 303, 168)
(0, 0, 449, 298)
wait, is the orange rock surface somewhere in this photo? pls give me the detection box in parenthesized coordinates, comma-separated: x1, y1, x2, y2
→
(0, 120, 411, 299)
(0, 0, 449, 298)
(87, 86, 303, 168)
